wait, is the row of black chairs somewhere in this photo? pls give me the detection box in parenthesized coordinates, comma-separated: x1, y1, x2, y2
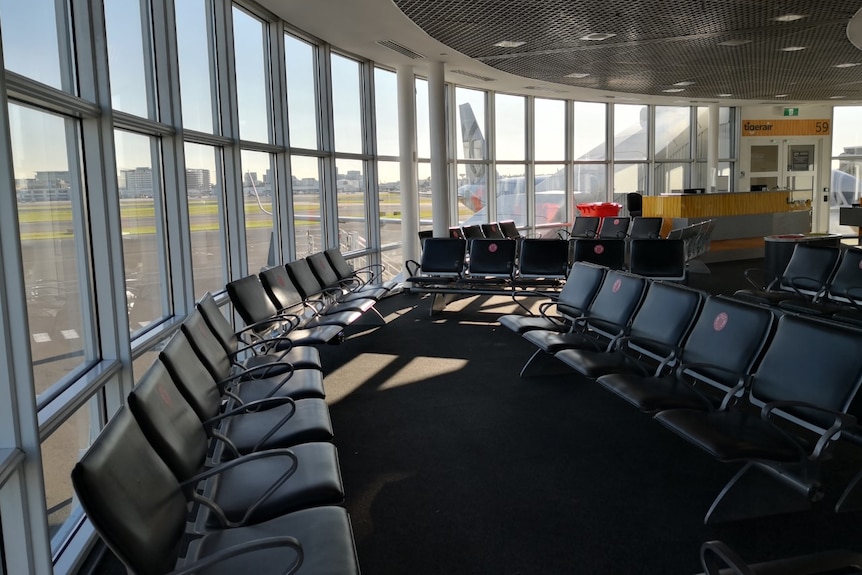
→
(560, 216, 664, 240)
(499, 261, 862, 525)
(73, 290, 363, 573)
(447, 219, 522, 241)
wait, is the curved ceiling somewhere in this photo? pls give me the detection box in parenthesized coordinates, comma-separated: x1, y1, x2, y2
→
(262, 0, 862, 105)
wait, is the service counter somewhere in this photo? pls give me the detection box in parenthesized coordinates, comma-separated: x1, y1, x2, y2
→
(642, 191, 812, 262)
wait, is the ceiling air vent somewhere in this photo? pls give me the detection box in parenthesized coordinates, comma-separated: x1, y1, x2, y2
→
(450, 69, 496, 82)
(524, 86, 567, 93)
(376, 40, 425, 60)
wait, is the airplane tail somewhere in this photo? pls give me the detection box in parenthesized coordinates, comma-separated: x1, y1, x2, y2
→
(458, 103, 488, 211)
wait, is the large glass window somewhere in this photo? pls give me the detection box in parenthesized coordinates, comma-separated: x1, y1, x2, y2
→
(456, 87, 486, 161)
(0, 0, 74, 92)
(184, 142, 225, 298)
(241, 150, 274, 272)
(415, 78, 430, 160)
(614, 104, 647, 161)
(830, 108, 862, 234)
(374, 68, 399, 157)
(104, 0, 155, 119)
(331, 54, 363, 154)
(232, 7, 271, 143)
(536, 98, 566, 162)
(335, 159, 367, 251)
(496, 163, 526, 226)
(655, 106, 690, 161)
(495, 94, 525, 161)
(285, 34, 319, 150)
(378, 160, 401, 246)
(574, 102, 606, 161)
(291, 155, 323, 257)
(176, 0, 218, 134)
(10, 103, 93, 401)
(114, 130, 169, 333)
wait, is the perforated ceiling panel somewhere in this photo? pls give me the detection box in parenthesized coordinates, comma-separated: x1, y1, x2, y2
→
(394, 0, 862, 100)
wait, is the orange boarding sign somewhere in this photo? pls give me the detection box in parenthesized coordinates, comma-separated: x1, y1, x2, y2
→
(742, 119, 831, 136)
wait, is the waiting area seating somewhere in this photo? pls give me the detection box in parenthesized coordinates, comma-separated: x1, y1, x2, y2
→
(498, 260, 862, 524)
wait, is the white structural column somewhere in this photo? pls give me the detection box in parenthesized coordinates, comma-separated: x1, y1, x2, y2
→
(708, 104, 720, 192)
(428, 61, 449, 237)
(397, 64, 420, 267)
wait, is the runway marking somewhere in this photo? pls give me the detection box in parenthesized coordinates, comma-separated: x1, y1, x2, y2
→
(32, 333, 51, 343)
(60, 330, 79, 340)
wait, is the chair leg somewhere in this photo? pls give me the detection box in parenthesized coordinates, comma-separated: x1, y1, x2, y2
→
(430, 293, 460, 315)
(704, 462, 821, 524)
(519, 348, 571, 378)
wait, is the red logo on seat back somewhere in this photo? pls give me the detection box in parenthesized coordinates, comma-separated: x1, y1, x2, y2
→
(278, 276, 285, 286)
(612, 278, 622, 293)
(594, 244, 605, 255)
(713, 312, 728, 331)
(613, 219, 620, 225)
(157, 384, 173, 407)
(488, 243, 498, 253)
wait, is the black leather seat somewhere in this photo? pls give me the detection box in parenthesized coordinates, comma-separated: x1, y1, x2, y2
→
(498, 220, 521, 240)
(555, 281, 704, 379)
(499, 261, 605, 335)
(627, 216, 663, 239)
(628, 239, 686, 280)
(160, 330, 333, 455)
(129, 360, 344, 527)
(559, 216, 599, 239)
(698, 540, 862, 575)
(180, 310, 326, 402)
(596, 295, 775, 413)
(308, 250, 389, 302)
(654, 313, 862, 523)
(518, 269, 647, 376)
(733, 244, 840, 307)
(597, 216, 630, 239)
(626, 192, 643, 218)
(324, 247, 392, 295)
(511, 238, 570, 289)
(572, 238, 626, 269)
(779, 247, 862, 317)
(405, 238, 467, 285)
(462, 238, 517, 284)
(197, 292, 322, 372)
(72, 408, 360, 575)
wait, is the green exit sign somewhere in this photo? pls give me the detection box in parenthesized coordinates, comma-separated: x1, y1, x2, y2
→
(783, 108, 799, 116)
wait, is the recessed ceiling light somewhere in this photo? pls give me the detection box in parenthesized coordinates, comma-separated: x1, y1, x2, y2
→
(580, 33, 616, 41)
(780, 46, 806, 52)
(718, 39, 752, 47)
(830, 95, 846, 99)
(717, 93, 733, 97)
(773, 14, 807, 22)
(834, 63, 862, 68)
(775, 94, 788, 98)
(493, 40, 525, 48)
(565, 72, 590, 78)
(673, 81, 695, 86)
(662, 88, 685, 93)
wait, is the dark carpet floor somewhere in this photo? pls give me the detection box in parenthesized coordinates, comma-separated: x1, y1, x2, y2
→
(316, 261, 862, 574)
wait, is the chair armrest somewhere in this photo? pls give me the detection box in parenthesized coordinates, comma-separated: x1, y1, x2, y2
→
(206, 397, 298, 454)
(181, 448, 299, 528)
(673, 362, 751, 410)
(742, 267, 766, 291)
(761, 400, 857, 459)
(405, 259, 421, 276)
(173, 536, 302, 575)
(699, 540, 754, 575)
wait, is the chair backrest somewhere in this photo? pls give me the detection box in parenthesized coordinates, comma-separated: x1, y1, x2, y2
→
(750, 314, 862, 429)
(598, 216, 630, 239)
(226, 275, 282, 330)
(160, 328, 224, 421)
(72, 408, 188, 575)
(629, 239, 686, 280)
(570, 216, 600, 238)
(583, 270, 647, 332)
(498, 220, 521, 240)
(628, 217, 663, 240)
(555, 262, 606, 318)
(827, 247, 862, 303)
(466, 238, 517, 277)
(413, 238, 467, 275)
(572, 238, 626, 270)
(260, 265, 305, 310)
(666, 228, 683, 240)
(626, 192, 643, 217)
(286, 258, 325, 299)
(448, 226, 465, 239)
(481, 222, 505, 239)
(323, 247, 355, 281)
(179, 309, 235, 383)
(461, 224, 485, 239)
(628, 282, 704, 350)
(128, 360, 209, 483)
(776, 243, 840, 295)
(517, 239, 569, 279)
(197, 292, 239, 355)
(679, 296, 775, 391)
(307, 251, 343, 290)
